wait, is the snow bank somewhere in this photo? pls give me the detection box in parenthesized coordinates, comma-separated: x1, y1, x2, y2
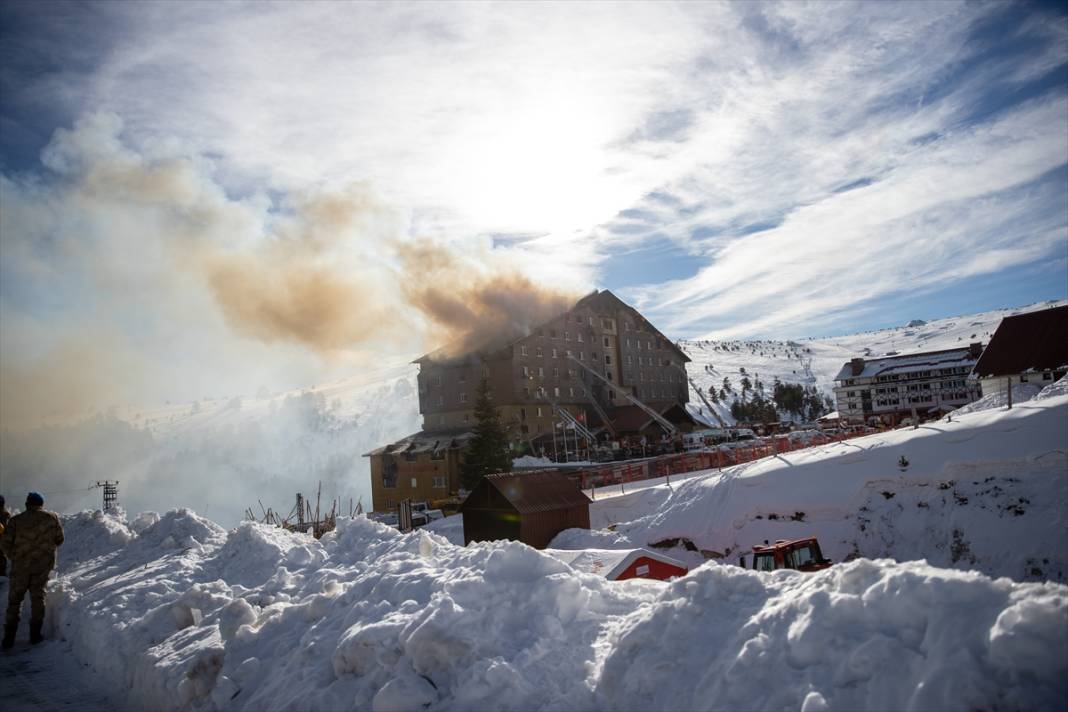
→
(954, 381, 1044, 415)
(46, 505, 1067, 711)
(596, 560, 1068, 711)
(57, 509, 136, 572)
(556, 389, 1068, 583)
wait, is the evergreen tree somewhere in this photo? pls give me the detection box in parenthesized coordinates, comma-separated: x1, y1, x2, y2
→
(460, 377, 512, 490)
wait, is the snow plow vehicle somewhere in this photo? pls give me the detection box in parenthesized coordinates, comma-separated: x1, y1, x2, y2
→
(742, 537, 832, 572)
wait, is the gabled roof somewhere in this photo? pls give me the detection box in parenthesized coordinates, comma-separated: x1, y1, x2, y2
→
(573, 290, 691, 363)
(544, 548, 688, 580)
(416, 289, 690, 365)
(972, 305, 1068, 379)
(610, 402, 699, 434)
(461, 470, 590, 514)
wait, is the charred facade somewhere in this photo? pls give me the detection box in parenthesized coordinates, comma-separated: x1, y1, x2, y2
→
(415, 289, 691, 439)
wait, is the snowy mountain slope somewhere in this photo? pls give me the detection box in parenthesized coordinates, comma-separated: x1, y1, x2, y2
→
(556, 378, 1068, 583)
(0, 362, 422, 526)
(29, 509, 1067, 712)
(681, 298, 1067, 425)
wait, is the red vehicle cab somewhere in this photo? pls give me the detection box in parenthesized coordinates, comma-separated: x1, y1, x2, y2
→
(746, 537, 832, 572)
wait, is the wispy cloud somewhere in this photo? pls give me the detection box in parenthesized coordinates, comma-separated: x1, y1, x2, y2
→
(1, 0, 1066, 412)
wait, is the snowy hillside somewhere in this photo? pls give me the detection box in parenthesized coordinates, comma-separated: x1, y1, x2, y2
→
(12, 508, 1063, 711)
(553, 377, 1068, 583)
(682, 299, 1067, 425)
(0, 361, 422, 527)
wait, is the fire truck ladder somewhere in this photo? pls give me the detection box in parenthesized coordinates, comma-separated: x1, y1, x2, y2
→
(687, 375, 730, 429)
(568, 355, 677, 435)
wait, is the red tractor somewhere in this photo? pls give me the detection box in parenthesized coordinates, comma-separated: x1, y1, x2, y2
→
(743, 537, 832, 572)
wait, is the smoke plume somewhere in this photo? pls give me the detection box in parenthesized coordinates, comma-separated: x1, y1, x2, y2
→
(398, 241, 579, 358)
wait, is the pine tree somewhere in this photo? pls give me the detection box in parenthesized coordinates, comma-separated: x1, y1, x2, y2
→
(460, 377, 512, 490)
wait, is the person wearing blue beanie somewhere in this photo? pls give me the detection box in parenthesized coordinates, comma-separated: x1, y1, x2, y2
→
(1, 491, 64, 648)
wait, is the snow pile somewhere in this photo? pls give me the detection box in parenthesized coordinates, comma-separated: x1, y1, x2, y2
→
(558, 388, 1068, 582)
(953, 381, 1044, 415)
(596, 560, 1068, 711)
(46, 509, 1068, 711)
(56, 509, 136, 572)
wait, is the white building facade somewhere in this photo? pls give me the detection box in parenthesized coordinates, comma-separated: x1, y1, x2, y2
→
(833, 344, 983, 425)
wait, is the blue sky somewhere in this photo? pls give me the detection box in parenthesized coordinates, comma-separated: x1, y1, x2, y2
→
(1, 1, 1066, 418)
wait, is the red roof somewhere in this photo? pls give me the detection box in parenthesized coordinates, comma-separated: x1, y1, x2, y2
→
(973, 305, 1068, 378)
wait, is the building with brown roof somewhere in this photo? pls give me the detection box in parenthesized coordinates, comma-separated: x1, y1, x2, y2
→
(459, 470, 591, 549)
(415, 289, 691, 439)
(367, 290, 693, 514)
(972, 304, 1068, 396)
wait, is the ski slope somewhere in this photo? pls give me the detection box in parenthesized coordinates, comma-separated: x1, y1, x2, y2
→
(681, 299, 1067, 426)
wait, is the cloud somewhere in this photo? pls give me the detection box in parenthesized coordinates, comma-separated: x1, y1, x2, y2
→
(0, 113, 589, 426)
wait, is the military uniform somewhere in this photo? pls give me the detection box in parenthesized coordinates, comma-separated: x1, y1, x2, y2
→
(0, 501, 10, 577)
(1, 504, 64, 646)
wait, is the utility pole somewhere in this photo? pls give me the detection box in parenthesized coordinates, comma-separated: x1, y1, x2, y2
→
(96, 481, 119, 511)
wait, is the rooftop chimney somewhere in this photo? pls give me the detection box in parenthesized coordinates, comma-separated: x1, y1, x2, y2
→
(850, 357, 865, 376)
(968, 342, 983, 359)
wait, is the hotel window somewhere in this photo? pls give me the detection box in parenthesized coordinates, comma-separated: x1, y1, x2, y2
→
(577, 333, 583, 343)
(554, 387, 560, 397)
(537, 407, 543, 417)
(459, 392, 467, 403)
(523, 387, 530, 398)
(566, 350, 572, 359)
(552, 349, 558, 358)
(565, 332, 570, 341)
(437, 395, 444, 406)
(520, 345, 528, 356)
(536, 346, 543, 357)
(410, 478, 418, 488)
(579, 352, 585, 361)
(523, 366, 530, 377)
(569, 387, 575, 397)
(626, 355, 632, 365)
(550, 329, 557, 339)
(603, 337, 610, 348)
(605, 355, 612, 365)
(538, 367, 544, 377)
(433, 476, 447, 488)
(553, 367, 559, 378)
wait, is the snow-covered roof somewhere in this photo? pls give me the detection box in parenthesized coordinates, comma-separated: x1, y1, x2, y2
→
(544, 548, 687, 580)
(834, 347, 979, 382)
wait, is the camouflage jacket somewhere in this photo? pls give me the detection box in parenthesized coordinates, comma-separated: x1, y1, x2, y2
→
(0, 507, 64, 573)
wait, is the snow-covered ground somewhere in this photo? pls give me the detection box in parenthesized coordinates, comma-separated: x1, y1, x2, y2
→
(10, 507, 1064, 711)
(550, 376, 1068, 582)
(3, 377, 1059, 711)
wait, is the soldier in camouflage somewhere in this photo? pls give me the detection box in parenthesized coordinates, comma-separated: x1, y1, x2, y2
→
(0, 495, 10, 577)
(1, 492, 64, 649)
